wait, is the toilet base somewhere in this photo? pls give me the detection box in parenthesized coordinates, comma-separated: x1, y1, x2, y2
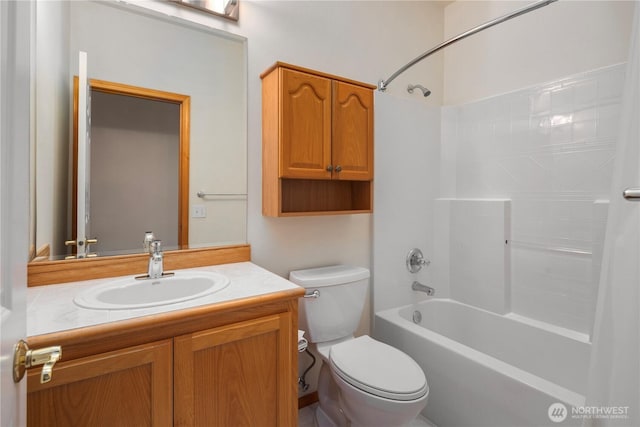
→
(316, 364, 348, 427)
(315, 405, 341, 427)
(316, 359, 428, 427)
(333, 370, 427, 427)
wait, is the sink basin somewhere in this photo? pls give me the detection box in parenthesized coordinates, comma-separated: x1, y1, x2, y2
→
(73, 271, 230, 310)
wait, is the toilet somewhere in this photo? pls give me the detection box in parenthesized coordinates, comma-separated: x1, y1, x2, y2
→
(290, 265, 429, 427)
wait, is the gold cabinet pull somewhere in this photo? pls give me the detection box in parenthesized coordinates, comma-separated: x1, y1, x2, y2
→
(13, 340, 62, 384)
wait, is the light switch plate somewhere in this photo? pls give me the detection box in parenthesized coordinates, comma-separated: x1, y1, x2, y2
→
(192, 205, 206, 218)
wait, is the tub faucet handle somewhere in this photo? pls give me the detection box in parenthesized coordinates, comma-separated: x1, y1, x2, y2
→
(407, 248, 430, 273)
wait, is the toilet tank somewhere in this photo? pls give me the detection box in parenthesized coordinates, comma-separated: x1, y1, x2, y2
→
(290, 265, 370, 343)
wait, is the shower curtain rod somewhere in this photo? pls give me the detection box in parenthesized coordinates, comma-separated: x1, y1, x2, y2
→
(377, 0, 559, 92)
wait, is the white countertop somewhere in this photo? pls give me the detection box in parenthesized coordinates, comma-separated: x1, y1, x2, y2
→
(27, 261, 300, 337)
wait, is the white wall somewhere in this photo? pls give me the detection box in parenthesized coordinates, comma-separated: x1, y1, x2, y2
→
(443, 0, 634, 105)
(35, 0, 70, 256)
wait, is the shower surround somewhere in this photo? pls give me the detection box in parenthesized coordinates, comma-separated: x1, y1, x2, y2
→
(373, 64, 626, 426)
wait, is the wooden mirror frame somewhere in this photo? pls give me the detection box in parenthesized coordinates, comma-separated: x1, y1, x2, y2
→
(72, 77, 190, 252)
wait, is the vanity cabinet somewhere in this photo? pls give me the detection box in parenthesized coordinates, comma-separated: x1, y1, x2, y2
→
(27, 340, 173, 427)
(174, 312, 292, 426)
(261, 62, 375, 216)
(26, 294, 299, 427)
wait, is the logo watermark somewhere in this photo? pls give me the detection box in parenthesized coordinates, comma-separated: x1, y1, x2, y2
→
(548, 403, 567, 423)
(548, 402, 629, 423)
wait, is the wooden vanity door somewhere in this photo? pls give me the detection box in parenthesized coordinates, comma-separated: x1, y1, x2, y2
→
(331, 80, 374, 181)
(27, 339, 172, 427)
(279, 68, 332, 179)
(174, 313, 294, 427)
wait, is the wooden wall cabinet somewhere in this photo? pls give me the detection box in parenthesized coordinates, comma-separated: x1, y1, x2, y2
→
(262, 62, 375, 216)
(27, 295, 299, 427)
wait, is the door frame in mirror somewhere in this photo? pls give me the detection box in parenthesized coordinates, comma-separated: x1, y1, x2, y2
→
(72, 78, 190, 254)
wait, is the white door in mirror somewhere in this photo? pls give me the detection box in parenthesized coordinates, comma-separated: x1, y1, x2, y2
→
(73, 271, 229, 310)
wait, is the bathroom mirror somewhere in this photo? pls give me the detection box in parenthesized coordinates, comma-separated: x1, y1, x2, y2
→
(32, 0, 247, 261)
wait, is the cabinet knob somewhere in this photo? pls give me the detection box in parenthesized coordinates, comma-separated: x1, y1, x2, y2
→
(326, 165, 333, 172)
(335, 165, 342, 172)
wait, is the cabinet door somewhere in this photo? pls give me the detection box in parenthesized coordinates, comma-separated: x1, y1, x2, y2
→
(332, 80, 374, 181)
(27, 339, 173, 427)
(174, 313, 294, 427)
(280, 68, 332, 179)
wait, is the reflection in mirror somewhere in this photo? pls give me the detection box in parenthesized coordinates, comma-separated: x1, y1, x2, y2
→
(33, 0, 247, 262)
(173, 0, 239, 21)
(72, 78, 190, 257)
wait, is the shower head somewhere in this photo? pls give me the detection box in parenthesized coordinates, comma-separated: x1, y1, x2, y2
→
(407, 84, 431, 98)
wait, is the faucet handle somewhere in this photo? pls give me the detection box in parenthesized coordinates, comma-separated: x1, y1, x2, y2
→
(406, 248, 430, 273)
(143, 231, 155, 252)
(150, 239, 162, 255)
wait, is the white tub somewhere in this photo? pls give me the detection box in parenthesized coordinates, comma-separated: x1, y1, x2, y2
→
(375, 299, 591, 427)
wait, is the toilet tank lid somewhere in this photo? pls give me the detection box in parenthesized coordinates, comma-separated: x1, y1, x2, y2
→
(288, 265, 370, 288)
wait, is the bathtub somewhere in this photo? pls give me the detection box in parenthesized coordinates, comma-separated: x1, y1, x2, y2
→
(375, 299, 591, 427)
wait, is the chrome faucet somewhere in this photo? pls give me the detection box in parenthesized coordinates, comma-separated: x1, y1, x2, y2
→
(412, 281, 435, 296)
(147, 240, 164, 279)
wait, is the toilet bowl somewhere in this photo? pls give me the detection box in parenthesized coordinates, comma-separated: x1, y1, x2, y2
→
(290, 265, 429, 427)
(328, 335, 428, 427)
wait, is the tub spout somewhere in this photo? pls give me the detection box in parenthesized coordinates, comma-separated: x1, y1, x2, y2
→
(412, 281, 435, 296)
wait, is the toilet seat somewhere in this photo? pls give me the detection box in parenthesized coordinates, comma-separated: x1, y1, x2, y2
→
(329, 335, 428, 401)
